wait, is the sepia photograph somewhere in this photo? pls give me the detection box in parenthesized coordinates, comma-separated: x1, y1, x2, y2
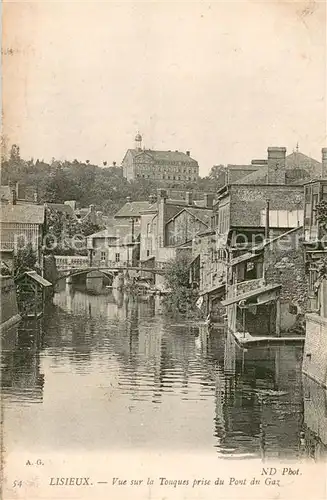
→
(1, 1, 326, 499)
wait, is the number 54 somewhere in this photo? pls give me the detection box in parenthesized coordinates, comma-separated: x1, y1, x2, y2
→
(13, 480, 23, 488)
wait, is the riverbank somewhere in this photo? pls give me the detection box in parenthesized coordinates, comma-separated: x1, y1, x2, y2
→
(0, 276, 21, 332)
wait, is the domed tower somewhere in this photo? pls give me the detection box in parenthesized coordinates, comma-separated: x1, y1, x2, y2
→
(135, 132, 142, 151)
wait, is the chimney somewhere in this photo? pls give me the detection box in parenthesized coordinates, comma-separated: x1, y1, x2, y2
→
(33, 191, 39, 204)
(157, 188, 167, 204)
(149, 194, 156, 205)
(186, 191, 193, 205)
(204, 193, 214, 208)
(186, 151, 190, 156)
(113, 161, 117, 167)
(267, 147, 286, 184)
(89, 204, 95, 212)
(251, 159, 268, 166)
(322, 148, 327, 178)
(8, 181, 17, 205)
(126, 196, 131, 203)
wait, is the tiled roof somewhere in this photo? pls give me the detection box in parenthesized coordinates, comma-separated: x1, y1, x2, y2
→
(114, 201, 153, 218)
(234, 167, 268, 185)
(165, 207, 212, 226)
(46, 203, 75, 216)
(88, 223, 140, 242)
(186, 207, 212, 225)
(0, 204, 45, 224)
(286, 151, 321, 169)
(127, 149, 198, 164)
(24, 271, 52, 287)
(163, 204, 183, 224)
(227, 164, 259, 171)
(234, 150, 322, 185)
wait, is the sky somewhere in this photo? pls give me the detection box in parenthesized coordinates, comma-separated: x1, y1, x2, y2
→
(3, 1, 326, 175)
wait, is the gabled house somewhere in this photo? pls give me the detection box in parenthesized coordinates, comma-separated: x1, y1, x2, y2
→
(222, 226, 307, 338)
(165, 206, 212, 247)
(139, 190, 214, 263)
(201, 146, 314, 324)
(138, 189, 214, 289)
(302, 176, 327, 387)
(0, 194, 45, 271)
(87, 223, 140, 268)
(231, 147, 324, 186)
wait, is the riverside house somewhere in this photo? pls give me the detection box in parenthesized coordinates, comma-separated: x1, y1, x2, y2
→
(302, 178, 327, 387)
(139, 190, 214, 289)
(0, 183, 45, 271)
(206, 146, 310, 330)
(87, 223, 140, 268)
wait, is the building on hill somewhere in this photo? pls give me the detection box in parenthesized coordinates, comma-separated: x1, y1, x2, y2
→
(121, 133, 199, 184)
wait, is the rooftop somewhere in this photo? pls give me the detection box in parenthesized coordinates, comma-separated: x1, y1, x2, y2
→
(0, 204, 45, 224)
(114, 201, 156, 218)
(233, 151, 322, 185)
(88, 223, 140, 242)
(46, 203, 75, 217)
(126, 149, 198, 164)
(166, 206, 212, 226)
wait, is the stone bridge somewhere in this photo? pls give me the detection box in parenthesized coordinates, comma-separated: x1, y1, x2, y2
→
(54, 256, 166, 283)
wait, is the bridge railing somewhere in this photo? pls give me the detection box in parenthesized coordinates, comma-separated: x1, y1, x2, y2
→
(55, 255, 169, 272)
(55, 255, 89, 270)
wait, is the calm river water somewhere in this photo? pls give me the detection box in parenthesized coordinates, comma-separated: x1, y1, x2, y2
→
(1, 282, 326, 461)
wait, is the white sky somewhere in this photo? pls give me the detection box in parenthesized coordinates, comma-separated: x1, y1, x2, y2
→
(3, 1, 326, 175)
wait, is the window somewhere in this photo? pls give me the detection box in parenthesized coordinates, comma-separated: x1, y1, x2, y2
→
(115, 253, 120, 262)
(147, 250, 150, 257)
(100, 251, 106, 261)
(312, 192, 319, 225)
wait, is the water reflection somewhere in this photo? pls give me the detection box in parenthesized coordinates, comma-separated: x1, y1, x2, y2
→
(2, 319, 45, 404)
(302, 374, 327, 460)
(1, 284, 325, 459)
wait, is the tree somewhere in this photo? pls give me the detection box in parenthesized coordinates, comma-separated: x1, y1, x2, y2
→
(44, 207, 86, 255)
(13, 243, 38, 278)
(162, 253, 200, 316)
(80, 219, 101, 237)
(164, 253, 191, 289)
(44, 164, 67, 202)
(316, 200, 327, 232)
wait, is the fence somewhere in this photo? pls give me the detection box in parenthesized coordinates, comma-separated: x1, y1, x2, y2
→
(55, 255, 89, 270)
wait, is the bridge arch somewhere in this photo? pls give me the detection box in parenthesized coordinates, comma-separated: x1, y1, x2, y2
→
(56, 268, 118, 283)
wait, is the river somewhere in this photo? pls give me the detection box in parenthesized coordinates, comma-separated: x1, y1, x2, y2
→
(1, 282, 326, 464)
